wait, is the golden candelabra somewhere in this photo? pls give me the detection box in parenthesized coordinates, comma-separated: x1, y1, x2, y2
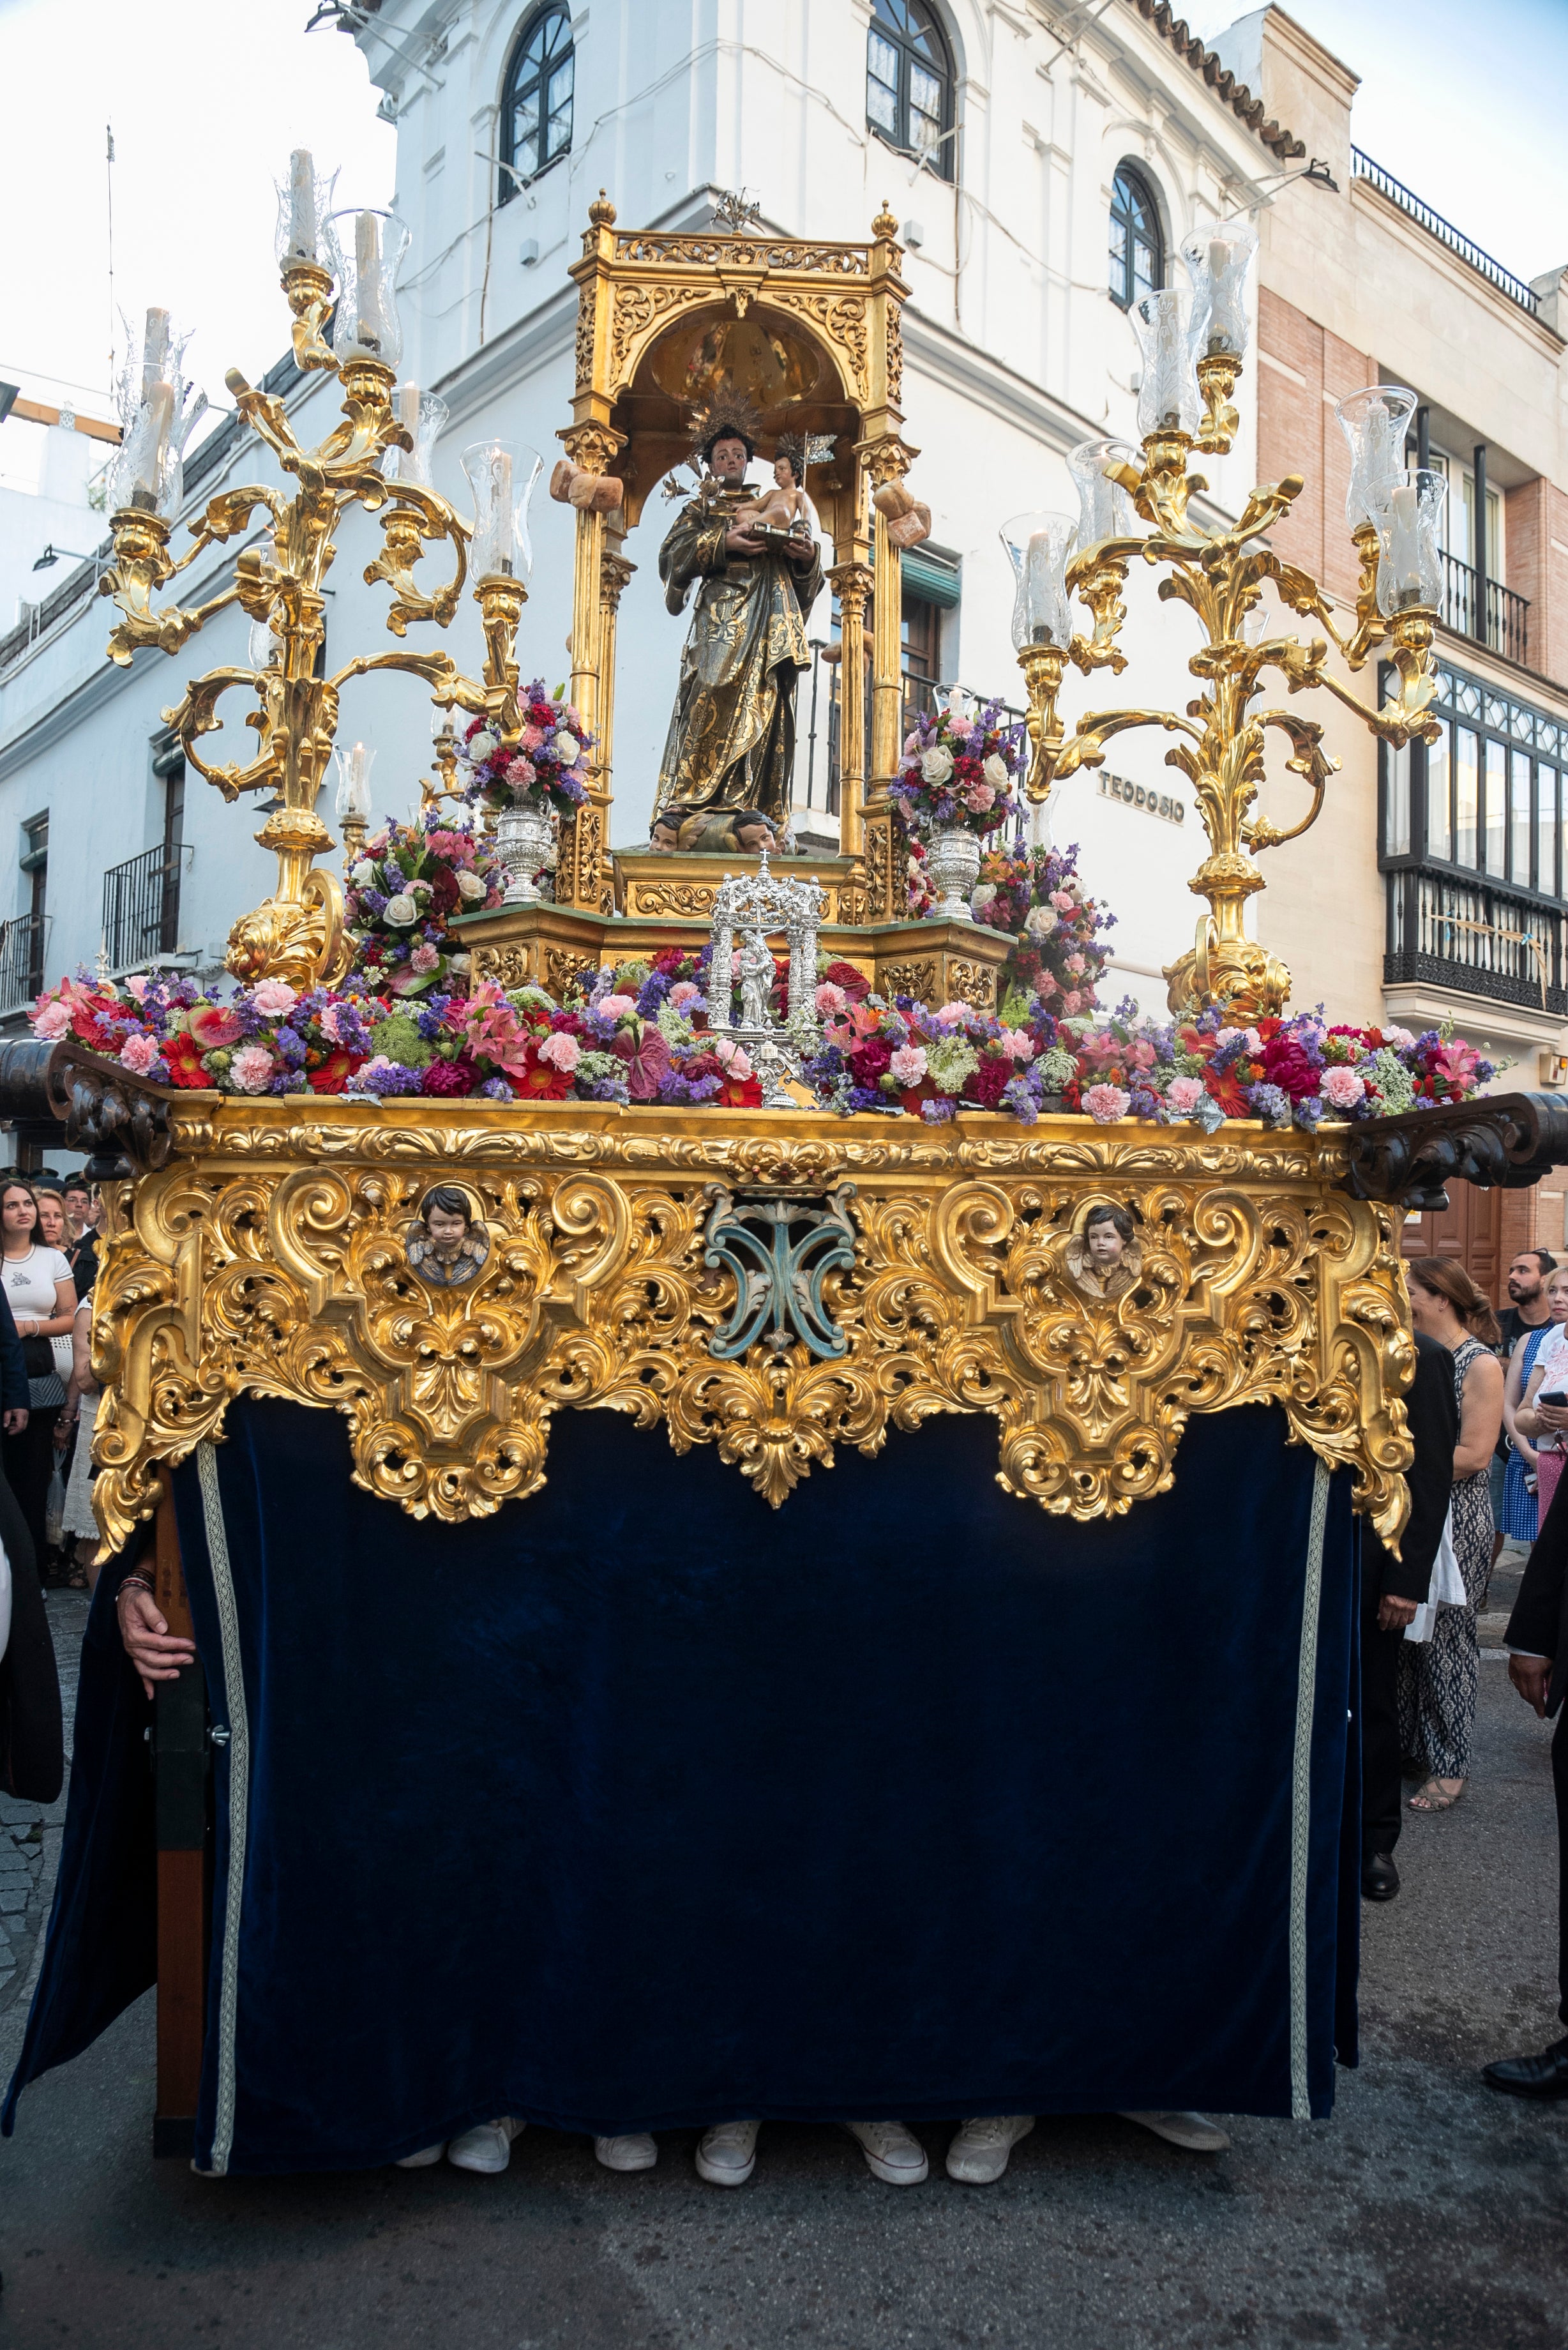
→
(98, 225, 528, 989)
(1015, 345, 1442, 1020)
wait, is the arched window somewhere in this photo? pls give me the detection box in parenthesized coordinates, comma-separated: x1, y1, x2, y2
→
(500, 4, 574, 204)
(1109, 164, 1163, 310)
(866, 0, 954, 181)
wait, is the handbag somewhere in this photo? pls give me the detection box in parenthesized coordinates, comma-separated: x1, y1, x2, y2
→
(20, 1334, 52, 1380)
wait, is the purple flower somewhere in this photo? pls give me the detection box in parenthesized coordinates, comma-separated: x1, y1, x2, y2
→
(1246, 1082, 1292, 1127)
(478, 1076, 515, 1101)
(920, 1096, 958, 1124)
(274, 1026, 309, 1067)
(361, 1060, 425, 1096)
(269, 1070, 310, 1095)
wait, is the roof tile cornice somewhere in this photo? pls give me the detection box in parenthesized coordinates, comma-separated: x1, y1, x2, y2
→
(1125, 0, 1306, 162)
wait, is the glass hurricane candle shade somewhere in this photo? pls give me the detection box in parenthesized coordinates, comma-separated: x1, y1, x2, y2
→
(328, 209, 411, 367)
(1067, 439, 1139, 547)
(1334, 385, 1419, 533)
(333, 741, 377, 822)
(1179, 218, 1258, 360)
(388, 386, 448, 490)
(462, 439, 544, 579)
(1372, 469, 1447, 616)
(274, 150, 338, 267)
(1000, 510, 1076, 651)
(107, 307, 207, 517)
(1131, 289, 1199, 437)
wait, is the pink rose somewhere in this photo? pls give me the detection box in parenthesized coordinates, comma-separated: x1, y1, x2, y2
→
(815, 982, 848, 1016)
(230, 1043, 278, 1095)
(409, 944, 441, 974)
(32, 999, 70, 1041)
(1383, 1024, 1415, 1049)
(903, 730, 921, 755)
(1050, 890, 1075, 913)
(1083, 1083, 1131, 1123)
(250, 979, 298, 1016)
(1061, 991, 1082, 1013)
(1320, 1066, 1366, 1111)
(599, 993, 637, 1019)
(1166, 1075, 1207, 1116)
(966, 783, 995, 812)
(889, 1043, 928, 1086)
(191, 1004, 245, 1049)
(538, 1031, 580, 1073)
(1065, 954, 1086, 976)
(669, 981, 702, 1010)
(119, 1031, 160, 1075)
(712, 1038, 753, 1079)
(124, 974, 151, 1003)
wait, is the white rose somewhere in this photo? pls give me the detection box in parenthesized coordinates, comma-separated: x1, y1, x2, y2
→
(553, 729, 581, 764)
(456, 868, 486, 901)
(919, 745, 954, 785)
(469, 729, 499, 761)
(971, 885, 997, 911)
(448, 953, 472, 974)
(351, 859, 377, 886)
(1025, 904, 1057, 940)
(982, 753, 1009, 789)
(383, 893, 419, 927)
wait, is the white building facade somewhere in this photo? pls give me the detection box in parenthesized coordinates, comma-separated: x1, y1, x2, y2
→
(0, 0, 1306, 1045)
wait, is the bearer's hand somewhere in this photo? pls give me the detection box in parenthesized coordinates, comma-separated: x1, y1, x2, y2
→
(1377, 1595, 1418, 1632)
(1509, 1653, 1552, 1719)
(117, 1582, 197, 1701)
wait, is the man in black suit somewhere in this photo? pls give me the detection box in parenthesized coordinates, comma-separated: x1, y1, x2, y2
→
(1361, 1330, 1458, 1900)
(1484, 1474, 1568, 2095)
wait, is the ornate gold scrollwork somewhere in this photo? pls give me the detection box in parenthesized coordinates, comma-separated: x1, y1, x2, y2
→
(89, 1108, 1413, 1556)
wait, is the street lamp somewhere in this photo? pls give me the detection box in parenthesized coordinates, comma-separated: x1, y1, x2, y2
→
(32, 545, 94, 572)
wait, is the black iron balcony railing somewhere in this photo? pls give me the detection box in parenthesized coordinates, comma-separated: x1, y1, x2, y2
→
(1442, 550, 1530, 668)
(0, 913, 49, 1019)
(1385, 864, 1567, 1015)
(102, 842, 186, 974)
(1351, 149, 1541, 316)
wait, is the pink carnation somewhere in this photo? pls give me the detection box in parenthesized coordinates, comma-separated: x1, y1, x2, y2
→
(1065, 953, 1086, 975)
(1061, 991, 1082, 1013)
(1320, 1065, 1366, 1111)
(124, 974, 151, 1003)
(230, 1043, 278, 1095)
(669, 981, 702, 1010)
(889, 1043, 928, 1086)
(250, 979, 298, 1016)
(505, 756, 538, 789)
(934, 1002, 972, 1025)
(815, 982, 848, 1016)
(520, 725, 546, 754)
(1166, 1075, 1207, 1116)
(599, 993, 637, 1019)
(119, 1031, 160, 1075)
(538, 1031, 580, 1073)
(32, 999, 70, 1041)
(997, 1027, 1035, 1061)
(409, 944, 441, 974)
(319, 1003, 346, 1043)
(712, 1038, 753, 1078)
(1083, 1083, 1131, 1123)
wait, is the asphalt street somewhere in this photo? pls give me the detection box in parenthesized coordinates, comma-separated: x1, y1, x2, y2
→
(1, 1589, 1565, 2350)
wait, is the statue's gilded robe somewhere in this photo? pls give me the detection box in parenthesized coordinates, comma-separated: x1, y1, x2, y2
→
(654, 487, 824, 823)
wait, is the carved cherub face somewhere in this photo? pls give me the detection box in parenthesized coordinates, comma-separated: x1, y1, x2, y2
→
(425, 1203, 470, 1257)
(649, 817, 681, 853)
(734, 817, 776, 855)
(1086, 1220, 1124, 1268)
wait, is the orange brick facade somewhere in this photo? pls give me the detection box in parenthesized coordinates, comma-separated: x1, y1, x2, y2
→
(1256, 287, 1375, 609)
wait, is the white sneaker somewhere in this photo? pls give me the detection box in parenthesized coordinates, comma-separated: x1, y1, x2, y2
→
(695, 2118, 761, 2185)
(395, 2141, 447, 2169)
(596, 2133, 658, 2172)
(945, 2114, 1035, 2184)
(846, 2119, 928, 2185)
(1120, 2109, 1231, 2152)
(447, 2116, 525, 2173)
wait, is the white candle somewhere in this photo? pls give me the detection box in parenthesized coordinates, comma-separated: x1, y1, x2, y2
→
(355, 211, 384, 352)
(1025, 529, 1059, 644)
(1208, 239, 1232, 280)
(137, 380, 175, 497)
(141, 307, 170, 401)
(398, 382, 420, 431)
(288, 149, 315, 261)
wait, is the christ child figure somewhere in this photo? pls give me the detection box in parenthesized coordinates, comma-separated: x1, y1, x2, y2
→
(731, 444, 813, 541)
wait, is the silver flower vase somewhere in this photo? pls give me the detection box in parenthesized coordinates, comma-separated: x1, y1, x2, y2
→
(495, 797, 555, 906)
(925, 823, 981, 922)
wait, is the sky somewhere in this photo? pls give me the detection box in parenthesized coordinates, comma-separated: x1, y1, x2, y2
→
(0, 0, 1564, 488)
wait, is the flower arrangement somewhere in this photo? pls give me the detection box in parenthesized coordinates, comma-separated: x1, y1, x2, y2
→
(458, 680, 594, 817)
(905, 837, 935, 918)
(889, 697, 1024, 838)
(344, 813, 504, 997)
(29, 964, 1496, 1132)
(970, 841, 1114, 1017)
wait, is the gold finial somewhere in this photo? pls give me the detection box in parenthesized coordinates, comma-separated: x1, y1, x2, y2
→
(589, 188, 617, 226)
(872, 201, 898, 240)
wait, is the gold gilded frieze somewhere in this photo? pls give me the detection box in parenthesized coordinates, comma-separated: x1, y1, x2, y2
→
(87, 1100, 1413, 1555)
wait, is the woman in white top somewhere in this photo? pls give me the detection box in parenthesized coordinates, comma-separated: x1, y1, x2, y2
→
(0, 1178, 77, 1575)
(54, 1285, 102, 1591)
(1516, 1308, 1568, 1527)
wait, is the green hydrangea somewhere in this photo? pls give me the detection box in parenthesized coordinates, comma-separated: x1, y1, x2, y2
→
(656, 1001, 697, 1050)
(926, 1036, 980, 1093)
(1037, 1045, 1078, 1091)
(367, 1011, 433, 1068)
(1368, 1048, 1416, 1114)
(998, 987, 1036, 1029)
(614, 959, 651, 988)
(574, 1049, 624, 1086)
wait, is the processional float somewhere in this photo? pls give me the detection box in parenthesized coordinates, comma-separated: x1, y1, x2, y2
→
(4, 181, 1565, 2172)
